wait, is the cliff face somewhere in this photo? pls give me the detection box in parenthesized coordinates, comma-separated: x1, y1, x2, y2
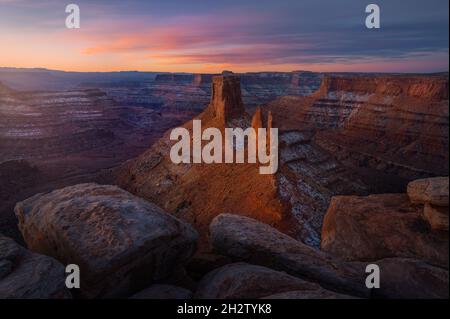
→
(314, 76, 448, 100)
(210, 76, 245, 123)
(315, 75, 449, 181)
(267, 74, 449, 188)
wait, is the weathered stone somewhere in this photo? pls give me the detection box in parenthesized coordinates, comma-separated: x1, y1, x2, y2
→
(424, 204, 449, 231)
(321, 194, 448, 268)
(210, 76, 245, 123)
(14, 183, 198, 298)
(195, 262, 341, 299)
(251, 107, 263, 130)
(407, 177, 449, 206)
(0, 235, 71, 299)
(210, 214, 368, 297)
(130, 284, 192, 299)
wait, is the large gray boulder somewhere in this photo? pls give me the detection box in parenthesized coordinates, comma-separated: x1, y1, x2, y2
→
(15, 183, 198, 298)
(195, 262, 351, 299)
(0, 235, 71, 299)
(209, 214, 368, 297)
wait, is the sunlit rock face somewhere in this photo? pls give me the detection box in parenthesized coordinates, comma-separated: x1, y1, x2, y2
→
(316, 76, 449, 178)
(267, 74, 449, 187)
(210, 76, 245, 124)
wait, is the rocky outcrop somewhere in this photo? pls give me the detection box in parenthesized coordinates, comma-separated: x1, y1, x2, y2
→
(314, 76, 448, 100)
(209, 214, 368, 297)
(251, 107, 263, 130)
(0, 235, 71, 299)
(315, 75, 449, 180)
(130, 284, 192, 299)
(210, 76, 245, 124)
(406, 177, 449, 231)
(321, 193, 448, 267)
(14, 183, 198, 298)
(407, 177, 449, 206)
(117, 74, 370, 250)
(117, 75, 293, 250)
(195, 262, 350, 299)
(267, 74, 449, 184)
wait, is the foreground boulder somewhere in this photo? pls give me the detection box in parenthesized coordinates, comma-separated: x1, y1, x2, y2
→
(0, 235, 70, 299)
(130, 284, 192, 299)
(210, 214, 368, 297)
(15, 183, 198, 298)
(321, 194, 448, 268)
(195, 263, 352, 299)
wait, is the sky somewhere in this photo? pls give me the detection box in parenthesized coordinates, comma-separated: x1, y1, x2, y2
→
(0, 0, 448, 73)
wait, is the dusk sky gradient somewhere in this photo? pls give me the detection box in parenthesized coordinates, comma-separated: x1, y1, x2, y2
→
(0, 0, 448, 73)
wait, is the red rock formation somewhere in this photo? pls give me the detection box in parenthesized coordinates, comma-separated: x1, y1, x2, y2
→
(321, 191, 448, 268)
(266, 74, 449, 188)
(210, 76, 245, 124)
(407, 177, 449, 231)
(251, 106, 263, 130)
(117, 76, 290, 250)
(116, 75, 371, 248)
(314, 75, 449, 181)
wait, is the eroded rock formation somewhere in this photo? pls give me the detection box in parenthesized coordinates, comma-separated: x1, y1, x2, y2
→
(210, 76, 245, 124)
(321, 193, 448, 267)
(14, 183, 198, 298)
(267, 74, 449, 185)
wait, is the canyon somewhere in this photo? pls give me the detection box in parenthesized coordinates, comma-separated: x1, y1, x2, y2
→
(0, 68, 448, 299)
(0, 69, 322, 241)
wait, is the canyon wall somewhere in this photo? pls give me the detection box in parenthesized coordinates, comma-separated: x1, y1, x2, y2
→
(267, 74, 449, 191)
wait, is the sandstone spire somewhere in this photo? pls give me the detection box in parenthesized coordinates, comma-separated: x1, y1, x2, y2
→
(210, 75, 245, 124)
(251, 106, 263, 131)
(267, 111, 273, 151)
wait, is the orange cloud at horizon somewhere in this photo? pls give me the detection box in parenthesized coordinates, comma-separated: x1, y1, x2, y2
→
(1, 13, 448, 74)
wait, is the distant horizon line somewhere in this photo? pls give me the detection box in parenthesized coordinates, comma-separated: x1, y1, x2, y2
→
(1, 66, 448, 76)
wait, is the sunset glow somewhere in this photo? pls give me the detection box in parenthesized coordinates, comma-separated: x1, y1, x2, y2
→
(0, 0, 448, 73)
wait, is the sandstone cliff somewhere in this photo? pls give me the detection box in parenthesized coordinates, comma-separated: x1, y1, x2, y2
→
(266, 74, 449, 190)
